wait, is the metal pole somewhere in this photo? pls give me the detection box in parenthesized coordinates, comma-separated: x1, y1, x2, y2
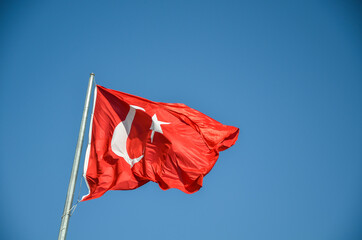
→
(58, 73, 95, 240)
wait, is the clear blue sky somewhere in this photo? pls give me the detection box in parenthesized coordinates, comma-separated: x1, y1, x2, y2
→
(1, 1, 362, 239)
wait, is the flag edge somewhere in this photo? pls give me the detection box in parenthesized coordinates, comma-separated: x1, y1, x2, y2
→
(81, 86, 98, 201)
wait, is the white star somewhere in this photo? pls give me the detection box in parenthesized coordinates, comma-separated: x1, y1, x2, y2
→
(150, 114, 170, 143)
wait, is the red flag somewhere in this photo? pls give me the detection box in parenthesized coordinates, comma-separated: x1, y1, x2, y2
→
(82, 85, 239, 201)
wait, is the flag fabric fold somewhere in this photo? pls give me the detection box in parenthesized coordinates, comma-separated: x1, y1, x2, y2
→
(82, 85, 239, 201)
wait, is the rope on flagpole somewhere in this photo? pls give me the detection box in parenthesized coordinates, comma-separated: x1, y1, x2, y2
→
(59, 142, 85, 217)
(68, 75, 97, 218)
(66, 76, 96, 218)
(76, 175, 83, 202)
(92, 75, 97, 88)
(68, 176, 84, 216)
(62, 75, 96, 220)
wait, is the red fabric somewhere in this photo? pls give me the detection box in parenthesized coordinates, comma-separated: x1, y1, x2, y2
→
(82, 85, 239, 201)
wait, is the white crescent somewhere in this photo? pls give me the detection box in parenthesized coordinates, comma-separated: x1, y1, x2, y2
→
(111, 105, 145, 167)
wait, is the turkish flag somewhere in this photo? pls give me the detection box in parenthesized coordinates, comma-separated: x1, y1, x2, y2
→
(82, 85, 239, 201)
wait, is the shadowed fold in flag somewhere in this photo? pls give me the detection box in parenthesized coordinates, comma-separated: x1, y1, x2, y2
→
(82, 85, 239, 201)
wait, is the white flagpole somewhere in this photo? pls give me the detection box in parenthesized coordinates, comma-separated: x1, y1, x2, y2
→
(58, 73, 95, 240)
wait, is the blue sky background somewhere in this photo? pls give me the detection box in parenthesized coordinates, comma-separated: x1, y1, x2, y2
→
(1, 1, 362, 239)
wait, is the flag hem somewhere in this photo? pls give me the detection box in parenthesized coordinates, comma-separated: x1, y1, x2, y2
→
(81, 86, 97, 201)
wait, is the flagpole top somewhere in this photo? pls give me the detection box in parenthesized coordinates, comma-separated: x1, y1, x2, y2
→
(90, 73, 95, 76)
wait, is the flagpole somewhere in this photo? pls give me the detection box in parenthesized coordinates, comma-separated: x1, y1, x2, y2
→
(58, 73, 95, 240)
